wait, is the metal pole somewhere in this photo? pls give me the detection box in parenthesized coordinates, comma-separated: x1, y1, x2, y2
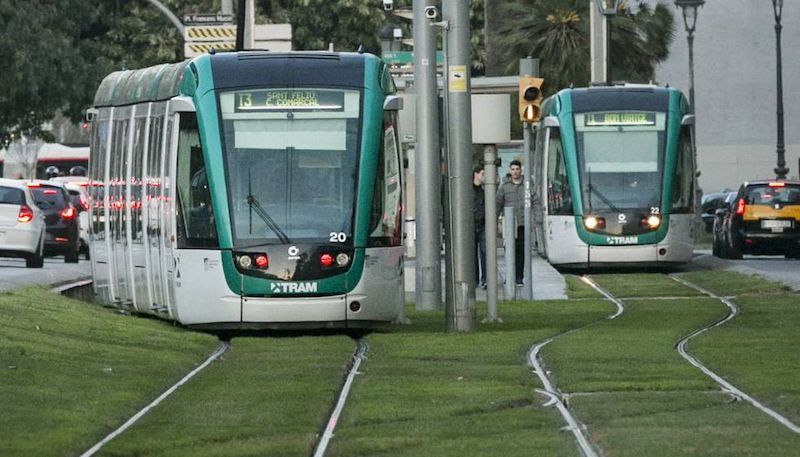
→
(244, 0, 255, 50)
(220, 0, 233, 15)
(235, 0, 245, 51)
(773, 4, 788, 179)
(443, 0, 475, 332)
(483, 145, 500, 322)
(520, 58, 538, 301)
(589, 1, 602, 82)
(503, 206, 515, 300)
(414, 0, 442, 311)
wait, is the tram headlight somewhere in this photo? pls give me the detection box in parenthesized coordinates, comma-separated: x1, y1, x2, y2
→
(237, 255, 253, 269)
(645, 215, 661, 229)
(335, 253, 350, 267)
(583, 216, 605, 231)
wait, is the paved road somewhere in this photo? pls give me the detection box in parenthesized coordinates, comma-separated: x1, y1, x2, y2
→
(0, 257, 91, 292)
(691, 250, 800, 292)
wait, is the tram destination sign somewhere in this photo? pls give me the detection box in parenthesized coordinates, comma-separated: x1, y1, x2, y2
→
(235, 89, 345, 112)
(585, 112, 656, 127)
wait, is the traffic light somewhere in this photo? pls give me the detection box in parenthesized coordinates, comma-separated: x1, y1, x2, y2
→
(519, 76, 544, 123)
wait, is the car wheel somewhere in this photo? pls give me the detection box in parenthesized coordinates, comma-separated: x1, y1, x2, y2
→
(728, 236, 743, 260)
(712, 234, 720, 257)
(65, 246, 80, 263)
(26, 236, 44, 269)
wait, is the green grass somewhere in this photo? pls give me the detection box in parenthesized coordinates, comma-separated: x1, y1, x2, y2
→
(98, 336, 357, 457)
(0, 287, 220, 457)
(564, 274, 603, 299)
(589, 273, 704, 298)
(326, 300, 614, 457)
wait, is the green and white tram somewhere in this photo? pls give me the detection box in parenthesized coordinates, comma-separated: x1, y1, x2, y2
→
(532, 84, 696, 268)
(87, 51, 404, 330)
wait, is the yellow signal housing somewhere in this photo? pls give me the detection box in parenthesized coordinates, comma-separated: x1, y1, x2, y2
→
(519, 76, 545, 123)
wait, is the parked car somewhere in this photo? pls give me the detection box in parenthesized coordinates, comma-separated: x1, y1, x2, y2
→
(0, 178, 47, 268)
(713, 180, 800, 259)
(27, 181, 81, 263)
(700, 191, 730, 233)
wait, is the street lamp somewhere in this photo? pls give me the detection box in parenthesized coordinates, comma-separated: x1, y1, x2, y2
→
(771, 0, 789, 179)
(674, 0, 704, 115)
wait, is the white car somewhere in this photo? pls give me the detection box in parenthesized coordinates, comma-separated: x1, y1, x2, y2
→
(0, 178, 46, 268)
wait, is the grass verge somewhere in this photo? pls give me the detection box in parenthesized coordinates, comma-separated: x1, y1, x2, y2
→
(326, 299, 614, 457)
(97, 336, 357, 457)
(0, 287, 220, 457)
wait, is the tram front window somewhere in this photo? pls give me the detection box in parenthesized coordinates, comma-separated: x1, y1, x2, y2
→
(220, 88, 360, 247)
(575, 111, 666, 211)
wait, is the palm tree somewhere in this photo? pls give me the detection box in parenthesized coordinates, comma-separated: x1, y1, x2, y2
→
(496, 0, 674, 93)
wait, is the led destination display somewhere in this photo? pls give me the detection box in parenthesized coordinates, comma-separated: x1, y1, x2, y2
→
(584, 112, 656, 127)
(235, 89, 345, 112)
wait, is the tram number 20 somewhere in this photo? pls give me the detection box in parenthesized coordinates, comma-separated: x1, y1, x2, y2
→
(329, 232, 347, 243)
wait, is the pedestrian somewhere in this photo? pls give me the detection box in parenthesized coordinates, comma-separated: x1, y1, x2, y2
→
(472, 165, 486, 289)
(496, 159, 525, 286)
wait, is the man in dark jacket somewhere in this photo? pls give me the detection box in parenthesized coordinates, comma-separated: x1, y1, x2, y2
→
(472, 165, 486, 288)
(496, 159, 525, 285)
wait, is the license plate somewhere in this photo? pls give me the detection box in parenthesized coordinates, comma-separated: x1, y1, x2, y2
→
(761, 219, 792, 229)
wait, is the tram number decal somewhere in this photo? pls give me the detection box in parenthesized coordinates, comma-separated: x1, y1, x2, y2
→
(606, 236, 638, 245)
(650, 207, 660, 215)
(329, 232, 347, 243)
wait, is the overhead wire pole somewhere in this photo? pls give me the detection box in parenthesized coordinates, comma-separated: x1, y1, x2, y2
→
(144, 0, 185, 36)
(413, 0, 442, 312)
(443, 0, 476, 332)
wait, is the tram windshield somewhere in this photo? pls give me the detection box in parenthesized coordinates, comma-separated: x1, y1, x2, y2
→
(574, 111, 666, 211)
(219, 88, 361, 246)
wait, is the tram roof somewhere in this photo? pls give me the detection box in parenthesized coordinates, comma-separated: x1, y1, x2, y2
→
(93, 51, 392, 108)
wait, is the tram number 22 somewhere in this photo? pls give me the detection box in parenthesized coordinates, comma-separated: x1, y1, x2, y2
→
(650, 207, 660, 215)
(329, 232, 347, 243)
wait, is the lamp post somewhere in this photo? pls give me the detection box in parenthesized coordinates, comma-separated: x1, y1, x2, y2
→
(772, 0, 789, 179)
(593, 0, 623, 83)
(674, 0, 704, 115)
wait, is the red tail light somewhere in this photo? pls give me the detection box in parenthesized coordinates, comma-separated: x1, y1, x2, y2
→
(768, 181, 786, 188)
(18, 204, 34, 223)
(60, 205, 77, 221)
(254, 254, 269, 268)
(736, 198, 746, 216)
(320, 253, 334, 267)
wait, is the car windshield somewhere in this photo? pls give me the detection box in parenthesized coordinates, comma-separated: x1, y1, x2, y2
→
(574, 111, 666, 211)
(0, 187, 24, 205)
(745, 184, 800, 205)
(30, 186, 67, 211)
(219, 88, 361, 247)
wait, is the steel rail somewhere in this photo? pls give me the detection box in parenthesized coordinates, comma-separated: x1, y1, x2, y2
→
(313, 339, 368, 457)
(526, 275, 625, 457)
(670, 274, 800, 434)
(79, 342, 230, 457)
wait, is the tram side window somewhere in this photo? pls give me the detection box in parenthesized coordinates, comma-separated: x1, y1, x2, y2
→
(368, 112, 403, 247)
(672, 125, 695, 213)
(546, 129, 573, 215)
(90, 117, 109, 240)
(176, 113, 218, 248)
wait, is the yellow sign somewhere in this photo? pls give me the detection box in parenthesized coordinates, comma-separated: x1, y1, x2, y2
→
(184, 26, 237, 41)
(185, 42, 236, 56)
(448, 65, 467, 93)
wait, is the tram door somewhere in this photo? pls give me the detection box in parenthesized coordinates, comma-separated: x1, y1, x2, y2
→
(144, 104, 168, 315)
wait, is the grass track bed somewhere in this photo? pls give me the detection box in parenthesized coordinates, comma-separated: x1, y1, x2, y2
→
(98, 336, 357, 457)
(0, 287, 220, 457)
(325, 300, 613, 457)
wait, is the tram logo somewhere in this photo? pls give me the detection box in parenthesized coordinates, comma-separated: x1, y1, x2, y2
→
(270, 282, 318, 293)
(288, 246, 300, 260)
(617, 214, 627, 224)
(606, 236, 638, 245)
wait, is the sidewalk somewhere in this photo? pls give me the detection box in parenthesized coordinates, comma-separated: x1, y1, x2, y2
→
(404, 248, 567, 303)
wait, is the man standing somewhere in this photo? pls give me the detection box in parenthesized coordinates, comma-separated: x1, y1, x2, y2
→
(472, 165, 486, 288)
(496, 159, 525, 286)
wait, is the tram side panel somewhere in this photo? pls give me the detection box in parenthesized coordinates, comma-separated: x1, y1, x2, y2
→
(88, 109, 112, 304)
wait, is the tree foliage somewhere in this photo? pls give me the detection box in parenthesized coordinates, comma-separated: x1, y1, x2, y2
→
(496, 0, 674, 92)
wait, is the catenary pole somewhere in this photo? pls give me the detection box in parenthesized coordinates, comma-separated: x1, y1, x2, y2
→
(443, 0, 475, 332)
(144, 0, 184, 36)
(413, 0, 442, 311)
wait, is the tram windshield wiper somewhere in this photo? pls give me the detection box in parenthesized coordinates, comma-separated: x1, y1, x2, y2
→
(246, 169, 291, 244)
(585, 170, 619, 212)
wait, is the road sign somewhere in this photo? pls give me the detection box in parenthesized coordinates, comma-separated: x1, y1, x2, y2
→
(183, 13, 234, 24)
(183, 24, 293, 58)
(382, 51, 444, 66)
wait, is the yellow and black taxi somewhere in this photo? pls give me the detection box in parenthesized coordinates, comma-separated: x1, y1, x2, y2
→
(715, 179, 800, 259)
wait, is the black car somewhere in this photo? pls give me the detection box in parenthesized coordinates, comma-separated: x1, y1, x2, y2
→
(713, 180, 800, 259)
(700, 191, 730, 233)
(27, 181, 81, 263)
